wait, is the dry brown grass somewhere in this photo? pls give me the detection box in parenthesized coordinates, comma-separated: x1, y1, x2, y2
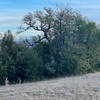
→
(0, 72, 100, 100)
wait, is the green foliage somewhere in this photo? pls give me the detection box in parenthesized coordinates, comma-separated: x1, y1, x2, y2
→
(0, 7, 100, 85)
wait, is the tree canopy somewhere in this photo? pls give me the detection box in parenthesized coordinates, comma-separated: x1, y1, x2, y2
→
(0, 7, 100, 85)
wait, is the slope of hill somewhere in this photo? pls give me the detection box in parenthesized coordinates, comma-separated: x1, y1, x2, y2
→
(0, 72, 100, 100)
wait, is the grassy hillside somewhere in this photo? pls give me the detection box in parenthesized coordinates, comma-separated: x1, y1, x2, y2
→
(0, 72, 100, 100)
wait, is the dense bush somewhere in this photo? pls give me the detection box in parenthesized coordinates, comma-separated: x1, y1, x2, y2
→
(0, 7, 100, 85)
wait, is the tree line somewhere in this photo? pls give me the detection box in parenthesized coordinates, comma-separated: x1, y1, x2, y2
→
(0, 7, 100, 85)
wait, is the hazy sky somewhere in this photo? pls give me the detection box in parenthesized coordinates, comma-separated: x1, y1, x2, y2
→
(0, 0, 100, 33)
